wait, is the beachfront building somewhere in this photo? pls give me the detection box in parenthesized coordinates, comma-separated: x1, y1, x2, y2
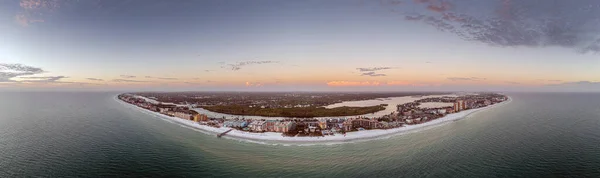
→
(437, 109, 447, 114)
(453, 100, 465, 112)
(248, 121, 267, 132)
(304, 121, 320, 133)
(274, 121, 296, 133)
(388, 121, 404, 128)
(157, 104, 177, 113)
(223, 121, 235, 128)
(343, 119, 353, 131)
(194, 114, 209, 122)
(237, 120, 248, 128)
(295, 122, 306, 134)
(414, 117, 422, 124)
(484, 99, 492, 106)
(223, 120, 248, 128)
(166, 111, 175, 116)
(378, 121, 389, 129)
(318, 121, 327, 130)
(174, 110, 198, 120)
(352, 119, 378, 130)
(327, 118, 345, 129)
(265, 120, 277, 132)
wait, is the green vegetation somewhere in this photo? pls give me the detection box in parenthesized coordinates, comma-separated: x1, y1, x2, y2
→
(201, 104, 387, 118)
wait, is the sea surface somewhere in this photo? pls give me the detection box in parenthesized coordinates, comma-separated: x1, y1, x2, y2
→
(1, 92, 600, 177)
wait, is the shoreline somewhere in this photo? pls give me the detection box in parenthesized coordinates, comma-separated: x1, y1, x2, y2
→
(115, 94, 512, 144)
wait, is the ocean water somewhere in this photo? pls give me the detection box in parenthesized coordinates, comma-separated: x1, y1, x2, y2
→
(1, 92, 600, 177)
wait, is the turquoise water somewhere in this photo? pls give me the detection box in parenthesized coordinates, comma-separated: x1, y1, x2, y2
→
(1, 92, 600, 177)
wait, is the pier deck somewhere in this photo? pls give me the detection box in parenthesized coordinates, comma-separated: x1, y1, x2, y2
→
(217, 129, 233, 138)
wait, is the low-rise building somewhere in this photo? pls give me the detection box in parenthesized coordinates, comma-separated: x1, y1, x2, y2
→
(174, 110, 198, 120)
(274, 121, 296, 133)
(437, 109, 447, 114)
(484, 99, 492, 106)
(248, 121, 267, 132)
(352, 119, 378, 130)
(305, 121, 320, 133)
(343, 119, 353, 131)
(223, 120, 248, 128)
(194, 114, 209, 122)
(318, 121, 327, 130)
(265, 120, 277, 132)
(157, 104, 177, 113)
(327, 118, 345, 129)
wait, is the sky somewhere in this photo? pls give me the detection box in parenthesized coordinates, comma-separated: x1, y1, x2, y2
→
(1, 0, 600, 92)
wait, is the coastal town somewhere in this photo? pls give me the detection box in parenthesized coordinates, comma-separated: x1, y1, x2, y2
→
(118, 93, 508, 138)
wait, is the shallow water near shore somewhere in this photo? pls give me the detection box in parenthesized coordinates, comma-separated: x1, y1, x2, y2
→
(2, 92, 600, 177)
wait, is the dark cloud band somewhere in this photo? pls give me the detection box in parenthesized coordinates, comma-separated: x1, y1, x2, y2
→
(383, 0, 600, 53)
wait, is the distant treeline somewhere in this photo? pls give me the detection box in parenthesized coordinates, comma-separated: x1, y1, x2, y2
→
(133, 92, 448, 107)
(201, 104, 387, 118)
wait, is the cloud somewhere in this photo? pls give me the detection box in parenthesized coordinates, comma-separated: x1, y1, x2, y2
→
(86, 78, 104, 81)
(19, 76, 67, 82)
(0, 63, 90, 85)
(382, 0, 600, 53)
(380, 0, 403, 6)
(15, 0, 61, 26)
(0, 63, 45, 82)
(15, 75, 93, 85)
(361, 72, 387, 77)
(447, 77, 486, 81)
(405, 14, 426, 21)
(157, 77, 177, 80)
(145, 76, 177, 80)
(425, 1, 452, 12)
(0, 63, 44, 73)
(245, 81, 263, 87)
(544, 80, 600, 91)
(356, 67, 393, 77)
(120, 75, 136, 78)
(327, 81, 382, 87)
(551, 81, 600, 86)
(112, 79, 147, 83)
(15, 14, 32, 27)
(327, 80, 434, 87)
(356, 67, 393, 72)
(224, 61, 279, 71)
(182, 80, 216, 85)
(19, 0, 60, 10)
